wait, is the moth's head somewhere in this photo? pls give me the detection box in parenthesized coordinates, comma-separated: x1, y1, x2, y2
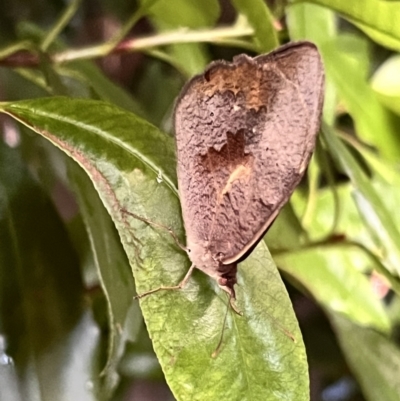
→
(186, 240, 218, 272)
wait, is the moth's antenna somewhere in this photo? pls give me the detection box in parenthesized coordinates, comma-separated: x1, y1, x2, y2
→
(265, 310, 296, 343)
(211, 295, 232, 358)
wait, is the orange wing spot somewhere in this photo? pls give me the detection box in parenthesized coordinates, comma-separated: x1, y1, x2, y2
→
(221, 164, 251, 197)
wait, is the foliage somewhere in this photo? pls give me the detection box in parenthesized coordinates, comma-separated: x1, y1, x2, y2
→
(0, 1, 400, 400)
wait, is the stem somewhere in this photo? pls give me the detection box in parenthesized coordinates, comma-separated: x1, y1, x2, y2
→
(104, 7, 147, 52)
(301, 155, 319, 229)
(53, 25, 254, 63)
(0, 24, 255, 68)
(41, 0, 82, 51)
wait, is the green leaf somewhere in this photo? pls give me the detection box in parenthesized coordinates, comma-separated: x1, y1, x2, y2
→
(322, 124, 400, 278)
(292, 183, 372, 245)
(276, 245, 390, 331)
(290, 180, 400, 297)
(146, 0, 220, 28)
(291, 0, 400, 51)
(133, 60, 182, 126)
(144, 0, 219, 76)
(65, 62, 148, 117)
(287, 2, 336, 43)
(231, 0, 278, 52)
(319, 38, 400, 161)
(266, 203, 306, 251)
(0, 141, 99, 401)
(286, 3, 338, 124)
(342, 134, 400, 188)
(161, 41, 209, 77)
(371, 54, 400, 115)
(330, 312, 400, 401)
(68, 161, 138, 395)
(1, 97, 309, 401)
(0, 67, 49, 99)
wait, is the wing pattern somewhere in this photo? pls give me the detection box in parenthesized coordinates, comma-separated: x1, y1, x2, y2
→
(174, 41, 324, 269)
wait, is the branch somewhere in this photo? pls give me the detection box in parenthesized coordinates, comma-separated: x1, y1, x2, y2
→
(0, 25, 254, 68)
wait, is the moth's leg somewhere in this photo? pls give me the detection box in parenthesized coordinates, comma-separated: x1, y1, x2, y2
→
(135, 263, 196, 299)
(212, 293, 242, 358)
(116, 210, 144, 265)
(120, 208, 187, 252)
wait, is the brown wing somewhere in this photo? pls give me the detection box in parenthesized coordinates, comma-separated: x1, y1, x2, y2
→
(174, 41, 324, 265)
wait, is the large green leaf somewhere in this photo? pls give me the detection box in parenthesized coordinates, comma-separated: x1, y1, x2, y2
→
(0, 141, 99, 401)
(291, 0, 400, 51)
(0, 97, 309, 401)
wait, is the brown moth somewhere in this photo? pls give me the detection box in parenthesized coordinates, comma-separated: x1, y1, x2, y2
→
(173, 41, 324, 301)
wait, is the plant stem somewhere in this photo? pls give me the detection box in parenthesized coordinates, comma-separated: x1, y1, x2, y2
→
(53, 25, 254, 63)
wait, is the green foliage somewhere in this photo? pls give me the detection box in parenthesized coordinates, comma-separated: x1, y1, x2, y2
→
(0, 1, 400, 401)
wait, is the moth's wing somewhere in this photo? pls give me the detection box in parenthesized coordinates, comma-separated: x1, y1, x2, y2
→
(255, 41, 325, 152)
(174, 41, 324, 265)
(219, 41, 325, 264)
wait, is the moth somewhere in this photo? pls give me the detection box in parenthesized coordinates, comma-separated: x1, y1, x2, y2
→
(173, 41, 324, 301)
(137, 41, 324, 305)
